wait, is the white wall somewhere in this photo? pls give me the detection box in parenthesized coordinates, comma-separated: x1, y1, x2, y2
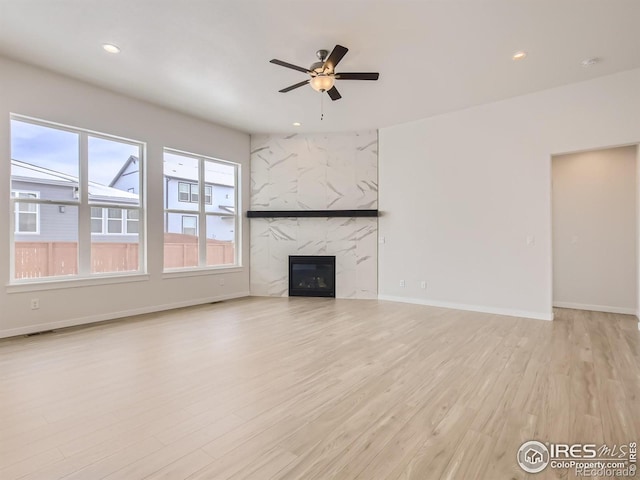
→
(250, 132, 378, 298)
(552, 146, 637, 314)
(0, 56, 251, 338)
(378, 68, 640, 320)
(637, 146, 640, 323)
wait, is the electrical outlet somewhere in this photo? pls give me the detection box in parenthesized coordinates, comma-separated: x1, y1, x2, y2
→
(399, 280, 405, 287)
(30, 298, 40, 310)
(219, 278, 225, 286)
(420, 281, 426, 289)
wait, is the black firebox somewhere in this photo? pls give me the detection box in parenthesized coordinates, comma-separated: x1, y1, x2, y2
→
(288, 255, 336, 298)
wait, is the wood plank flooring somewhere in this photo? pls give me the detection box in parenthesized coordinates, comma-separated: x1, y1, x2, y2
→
(0, 297, 638, 479)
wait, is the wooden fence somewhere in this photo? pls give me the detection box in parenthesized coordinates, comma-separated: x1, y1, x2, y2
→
(14, 236, 235, 279)
(163, 233, 235, 269)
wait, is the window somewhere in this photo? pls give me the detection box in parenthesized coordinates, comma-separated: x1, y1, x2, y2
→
(107, 208, 123, 234)
(12, 191, 40, 234)
(91, 207, 103, 233)
(177, 181, 212, 204)
(178, 182, 190, 202)
(90, 207, 138, 235)
(190, 183, 199, 203)
(182, 216, 197, 236)
(127, 209, 139, 233)
(164, 149, 239, 270)
(10, 115, 145, 281)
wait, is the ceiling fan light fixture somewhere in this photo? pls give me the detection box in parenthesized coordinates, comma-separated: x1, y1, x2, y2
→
(310, 74, 335, 92)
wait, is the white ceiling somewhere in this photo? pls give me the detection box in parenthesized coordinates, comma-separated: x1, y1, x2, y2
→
(0, 1, 638, 134)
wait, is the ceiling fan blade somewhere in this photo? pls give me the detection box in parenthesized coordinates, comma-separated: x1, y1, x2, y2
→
(322, 45, 349, 72)
(335, 72, 379, 81)
(327, 86, 342, 101)
(270, 59, 311, 74)
(278, 79, 310, 93)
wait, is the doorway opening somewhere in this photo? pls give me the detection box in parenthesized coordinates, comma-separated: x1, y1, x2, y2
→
(551, 145, 638, 316)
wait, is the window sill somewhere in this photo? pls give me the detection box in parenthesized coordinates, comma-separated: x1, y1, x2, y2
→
(162, 266, 243, 279)
(6, 273, 150, 293)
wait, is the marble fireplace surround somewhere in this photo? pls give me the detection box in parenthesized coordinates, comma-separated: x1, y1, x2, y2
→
(250, 131, 378, 299)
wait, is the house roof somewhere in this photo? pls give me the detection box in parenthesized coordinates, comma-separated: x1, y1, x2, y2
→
(108, 154, 235, 188)
(11, 159, 139, 203)
(108, 155, 138, 188)
(162, 155, 235, 187)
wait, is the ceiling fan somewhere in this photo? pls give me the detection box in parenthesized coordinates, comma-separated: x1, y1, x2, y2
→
(270, 44, 379, 101)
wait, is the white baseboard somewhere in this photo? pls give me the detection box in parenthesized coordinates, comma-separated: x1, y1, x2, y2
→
(552, 302, 637, 315)
(0, 291, 251, 339)
(378, 295, 553, 321)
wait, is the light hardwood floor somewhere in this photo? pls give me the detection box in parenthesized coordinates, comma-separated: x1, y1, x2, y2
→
(0, 298, 638, 480)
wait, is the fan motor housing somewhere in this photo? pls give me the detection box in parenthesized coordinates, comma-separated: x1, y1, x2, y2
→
(310, 61, 325, 73)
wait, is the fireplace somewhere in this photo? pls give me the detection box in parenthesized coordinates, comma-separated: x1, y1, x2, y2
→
(289, 255, 336, 298)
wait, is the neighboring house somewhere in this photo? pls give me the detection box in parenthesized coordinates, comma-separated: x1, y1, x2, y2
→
(11, 159, 139, 243)
(110, 155, 236, 242)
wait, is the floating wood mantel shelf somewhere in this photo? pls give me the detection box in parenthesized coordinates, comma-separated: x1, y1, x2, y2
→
(247, 209, 378, 218)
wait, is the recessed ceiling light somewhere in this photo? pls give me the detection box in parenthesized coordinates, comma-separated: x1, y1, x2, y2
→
(581, 57, 599, 67)
(102, 43, 121, 54)
(292, 122, 301, 127)
(512, 51, 527, 61)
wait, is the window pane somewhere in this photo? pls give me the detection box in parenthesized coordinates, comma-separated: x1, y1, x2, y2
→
(126, 209, 139, 234)
(164, 212, 198, 269)
(18, 211, 37, 232)
(204, 160, 236, 214)
(15, 192, 37, 200)
(190, 184, 199, 203)
(164, 152, 199, 212)
(88, 136, 140, 206)
(14, 205, 78, 279)
(91, 219, 103, 233)
(127, 220, 139, 234)
(20, 202, 38, 213)
(178, 182, 190, 202)
(107, 221, 121, 234)
(11, 120, 79, 202)
(107, 208, 122, 219)
(182, 215, 197, 235)
(90, 207, 103, 233)
(206, 214, 235, 266)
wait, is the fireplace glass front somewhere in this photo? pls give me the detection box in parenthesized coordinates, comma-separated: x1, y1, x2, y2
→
(288, 255, 336, 297)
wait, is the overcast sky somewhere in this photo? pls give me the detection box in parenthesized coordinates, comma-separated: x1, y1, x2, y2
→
(11, 119, 138, 186)
(11, 119, 236, 188)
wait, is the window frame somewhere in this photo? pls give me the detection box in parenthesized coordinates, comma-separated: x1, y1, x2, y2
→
(163, 147, 240, 271)
(9, 114, 146, 284)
